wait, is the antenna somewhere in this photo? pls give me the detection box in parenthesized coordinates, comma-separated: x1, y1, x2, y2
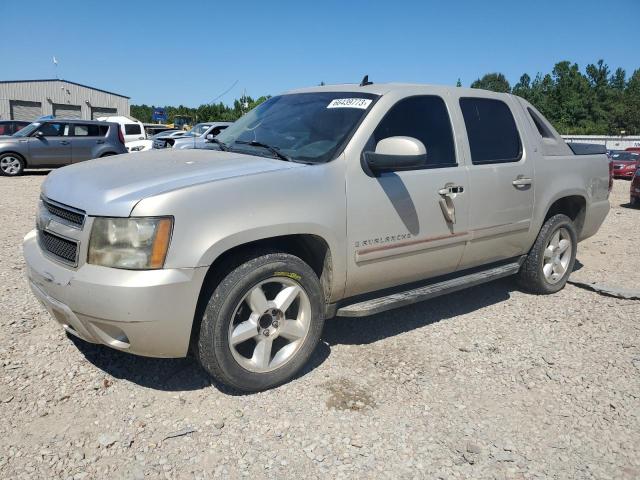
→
(360, 75, 373, 87)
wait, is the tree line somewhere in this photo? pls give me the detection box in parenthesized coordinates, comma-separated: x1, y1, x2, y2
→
(131, 59, 640, 136)
(470, 60, 640, 135)
(130, 95, 270, 126)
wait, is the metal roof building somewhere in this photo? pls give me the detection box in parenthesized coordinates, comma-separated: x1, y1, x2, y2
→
(0, 79, 129, 122)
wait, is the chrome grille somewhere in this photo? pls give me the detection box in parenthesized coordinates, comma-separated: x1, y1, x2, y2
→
(42, 198, 85, 228)
(38, 230, 78, 266)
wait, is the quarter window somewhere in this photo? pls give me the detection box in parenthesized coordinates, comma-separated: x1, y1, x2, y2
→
(370, 96, 456, 168)
(124, 124, 142, 135)
(73, 124, 102, 136)
(459, 98, 522, 164)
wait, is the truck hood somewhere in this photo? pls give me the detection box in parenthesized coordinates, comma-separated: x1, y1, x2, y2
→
(42, 149, 305, 217)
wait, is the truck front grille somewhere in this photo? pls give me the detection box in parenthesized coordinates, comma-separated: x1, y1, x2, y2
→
(42, 198, 85, 227)
(38, 230, 78, 266)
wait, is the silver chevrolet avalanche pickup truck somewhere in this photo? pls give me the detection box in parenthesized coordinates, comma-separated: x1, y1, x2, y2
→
(23, 83, 610, 392)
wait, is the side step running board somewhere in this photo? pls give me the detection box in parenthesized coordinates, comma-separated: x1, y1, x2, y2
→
(336, 261, 522, 318)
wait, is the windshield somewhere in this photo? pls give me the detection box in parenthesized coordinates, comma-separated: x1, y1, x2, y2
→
(612, 152, 639, 161)
(13, 122, 40, 137)
(185, 123, 211, 137)
(217, 92, 378, 163)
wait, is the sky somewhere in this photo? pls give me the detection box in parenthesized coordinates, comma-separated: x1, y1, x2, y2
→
(1, 0, 638, 107)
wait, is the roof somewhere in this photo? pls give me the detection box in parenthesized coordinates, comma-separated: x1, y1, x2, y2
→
(0, 79, 129, 99)
(285, 82, 510, 97)
(36, 118, 119, 125)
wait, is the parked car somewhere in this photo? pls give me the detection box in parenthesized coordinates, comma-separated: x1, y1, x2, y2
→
(23, 83, 610, 391)
(151, 129, 185, 140)
(153, 122, 231, 150)
(0, 119, 126, 176)
(0, 120, 30, 136)
(631, 168, 640, 206)
(97, 116, 153, 152)
(610, 150, 639, 179)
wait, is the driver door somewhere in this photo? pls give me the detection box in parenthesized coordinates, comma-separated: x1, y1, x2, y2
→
(28, 122, 71, 167)
(345, 94, 470, 297)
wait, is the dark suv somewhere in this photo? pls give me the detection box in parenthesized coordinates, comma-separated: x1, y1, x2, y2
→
(0, 119, 127, 176)
(0, 120, 30, 136)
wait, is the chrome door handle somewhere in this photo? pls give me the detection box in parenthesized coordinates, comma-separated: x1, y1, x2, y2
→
(512, 176, 532, 187)
(60, 141, 70, 145)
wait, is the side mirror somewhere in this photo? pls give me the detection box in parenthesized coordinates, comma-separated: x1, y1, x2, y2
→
(34, 130, 44, 138)
(363, 136, 427, 175)
(205, 134, 215, 142)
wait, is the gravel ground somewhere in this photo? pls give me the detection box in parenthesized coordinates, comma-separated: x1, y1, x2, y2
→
(0, 174, 638, 480)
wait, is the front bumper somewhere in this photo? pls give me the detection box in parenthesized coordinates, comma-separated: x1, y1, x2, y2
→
(23, 229, 207, 358)
(613, 170, 636, 179)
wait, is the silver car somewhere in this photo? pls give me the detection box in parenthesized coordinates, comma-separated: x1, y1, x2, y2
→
(152, 122, 232, 150)
(0, 119, 126, 176)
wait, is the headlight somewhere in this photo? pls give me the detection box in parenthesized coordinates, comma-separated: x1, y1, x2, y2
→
(88, 217, 173, 270)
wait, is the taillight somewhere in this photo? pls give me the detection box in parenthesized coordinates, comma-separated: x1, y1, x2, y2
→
(608, 161, 613, 192)
(118, 127, 125, 145)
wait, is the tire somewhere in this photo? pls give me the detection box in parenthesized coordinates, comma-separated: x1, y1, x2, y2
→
(517, 214, 578, 295)
(0, 153, 25, 176)
(196, 252, 325, 392)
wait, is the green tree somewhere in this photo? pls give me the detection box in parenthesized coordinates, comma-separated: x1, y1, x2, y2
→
(470, 73, 511, 93)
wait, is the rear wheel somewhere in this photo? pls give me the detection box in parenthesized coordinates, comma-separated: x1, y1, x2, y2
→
(517, 214, 577, 294)
(196, 252, 325, 392)
(0, 153, 25, 176)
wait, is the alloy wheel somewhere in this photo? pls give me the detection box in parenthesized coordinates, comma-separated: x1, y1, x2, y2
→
(0, 156, 22, 175)
(542, 227, 572, 284)
(228, 277, 311, 373)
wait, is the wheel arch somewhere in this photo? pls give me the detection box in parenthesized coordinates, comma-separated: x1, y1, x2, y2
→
(189, 233, 334, 351)
(0, 150, 27, 167)
(543, 194, 587, 237)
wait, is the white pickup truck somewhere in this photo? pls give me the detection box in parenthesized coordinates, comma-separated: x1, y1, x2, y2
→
(24, 82, 610, 392)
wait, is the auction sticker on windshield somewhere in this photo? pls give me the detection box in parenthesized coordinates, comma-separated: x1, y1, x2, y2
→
(327, 98, 372, 109)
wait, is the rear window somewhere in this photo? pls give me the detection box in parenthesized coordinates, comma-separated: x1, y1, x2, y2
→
(527, 108, 554, 139)
(460, 98, 522, 164)
(73, 124, 107, 136)
(124, 124, 142, 135)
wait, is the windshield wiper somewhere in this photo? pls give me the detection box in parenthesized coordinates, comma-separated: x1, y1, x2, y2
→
(208, 138, 229, 151)
(234, 140, 292, 162)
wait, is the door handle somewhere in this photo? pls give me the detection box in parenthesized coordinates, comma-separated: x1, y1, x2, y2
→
(96, 139, 105, 144)
(438, 183, 462, 224)
(438, 185, 464, 196)
(59, 141, 70, 145)
(512, 176, 533, 187)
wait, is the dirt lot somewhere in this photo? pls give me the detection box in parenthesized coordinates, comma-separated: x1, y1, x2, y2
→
(0, 174, 638, 479)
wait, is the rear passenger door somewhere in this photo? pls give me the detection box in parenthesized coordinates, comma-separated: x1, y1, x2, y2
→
(70, 124, 107, 162)
(455, 94, 534, 269)
(345, 94, 470, 297)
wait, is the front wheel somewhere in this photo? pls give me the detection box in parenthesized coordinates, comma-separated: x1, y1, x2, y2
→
(0, 153, 25, 176)
(517, 214, 577, 294)
(196, 252, 325, 392)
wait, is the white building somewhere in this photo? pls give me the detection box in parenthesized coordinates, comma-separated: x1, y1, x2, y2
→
(562, 135, 640, 150)
(0, 79, 129, 121)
